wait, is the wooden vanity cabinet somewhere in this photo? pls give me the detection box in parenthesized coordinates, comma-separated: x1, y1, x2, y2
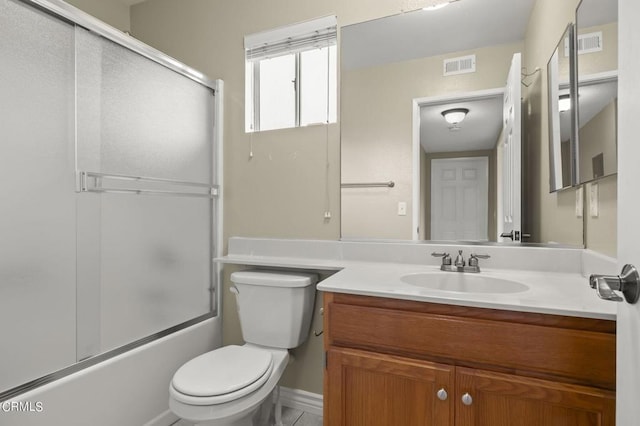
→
(326, 348, 454, 426)
(323, 293, 616, 426)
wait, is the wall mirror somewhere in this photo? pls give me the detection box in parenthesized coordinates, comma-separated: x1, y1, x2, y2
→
(340, 0, 555, 244)
(576, 0, 618, 184)
(547, 24, 576, 192)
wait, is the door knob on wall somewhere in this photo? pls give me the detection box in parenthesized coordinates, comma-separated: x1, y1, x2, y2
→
(589, 264, 640, 304)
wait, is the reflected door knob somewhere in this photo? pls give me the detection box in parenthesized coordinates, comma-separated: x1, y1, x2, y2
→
(461, 392, 473, 406)
(500, 230, 521, 241)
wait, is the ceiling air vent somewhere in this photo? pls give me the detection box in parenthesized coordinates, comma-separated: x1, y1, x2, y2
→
(565, 31, 603, 56)
(443, 54, 476, 76)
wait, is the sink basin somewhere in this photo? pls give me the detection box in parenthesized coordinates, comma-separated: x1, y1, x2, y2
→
(400, 272, 529, 294)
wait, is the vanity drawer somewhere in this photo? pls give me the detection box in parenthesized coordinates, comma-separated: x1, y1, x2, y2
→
(325, 293, 616, 390)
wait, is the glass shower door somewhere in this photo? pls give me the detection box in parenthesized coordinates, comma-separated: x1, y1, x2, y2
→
(0, 0, 77, 391)
(75, 27, 215, 358)
(1, 0, 217, 398)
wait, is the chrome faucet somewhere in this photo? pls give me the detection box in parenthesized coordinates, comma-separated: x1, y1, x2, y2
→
(432, 250, 490, 273)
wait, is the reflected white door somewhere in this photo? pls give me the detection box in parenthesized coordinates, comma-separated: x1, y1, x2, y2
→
(616, 0, 640, 422)
(498, 53, 522, 241)
(431, 157, 488, 241)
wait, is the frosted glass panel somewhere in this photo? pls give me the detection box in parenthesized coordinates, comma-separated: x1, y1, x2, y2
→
(74, 29, 215, 355)
(90, 194, 211, 352)
(1, 0, 215, 395)
(76, 28, 214, 184)
(0, 0, 76, 392)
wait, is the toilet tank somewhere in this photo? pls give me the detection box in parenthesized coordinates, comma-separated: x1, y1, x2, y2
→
(230, 270, 318, 349)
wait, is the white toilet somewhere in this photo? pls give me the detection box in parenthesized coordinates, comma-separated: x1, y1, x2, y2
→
(169, 270, 318, 426)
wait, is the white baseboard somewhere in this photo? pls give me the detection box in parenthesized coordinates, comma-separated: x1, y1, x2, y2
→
(276, 386, 323, 417)
(148, 386, 322, 425)
(143, 409, 180, 426)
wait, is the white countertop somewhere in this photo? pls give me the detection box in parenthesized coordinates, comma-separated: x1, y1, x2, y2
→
(316, 263, 616, 320)
(217, 237, 617, 321)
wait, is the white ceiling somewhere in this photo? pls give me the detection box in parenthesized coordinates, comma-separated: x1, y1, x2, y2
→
(108, 0, 146, 6)
(578, 0, 618, 27)
(341, 0, 536, 71)
(341, 0, 536, 154)
(420, 95, 503, 153)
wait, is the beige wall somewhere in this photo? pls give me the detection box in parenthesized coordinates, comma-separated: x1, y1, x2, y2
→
(578, 22, 618, 76)
(585, 175, 617, 257)
(575, 20, 618, 258)
(126, 0, 620, 396)
(65, 0, 130, 32)
(522, 0, 584, 246)
(341, 42, 522, 239)
(579, 100, 617, 180)
(130, 0, 424, 395)
(523, 0, 617, 251)
(129, 0, 411, 245)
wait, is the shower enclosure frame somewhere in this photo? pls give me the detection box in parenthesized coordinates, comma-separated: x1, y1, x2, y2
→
(0, 0, 223, 401)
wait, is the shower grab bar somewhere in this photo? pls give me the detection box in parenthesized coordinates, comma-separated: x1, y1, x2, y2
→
(341, 181, 395, 188)
(77, 171, 218, 198)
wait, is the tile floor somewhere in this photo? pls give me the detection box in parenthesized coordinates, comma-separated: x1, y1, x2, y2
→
(275, 406, 323, 426)
(172, 405, 322, 426)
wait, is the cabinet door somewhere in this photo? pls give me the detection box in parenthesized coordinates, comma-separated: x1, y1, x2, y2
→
(326, 348, 454, 426)
(455, 367, 615, 426)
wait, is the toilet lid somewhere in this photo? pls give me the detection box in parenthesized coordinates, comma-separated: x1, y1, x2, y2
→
(172, 345, 273, 398)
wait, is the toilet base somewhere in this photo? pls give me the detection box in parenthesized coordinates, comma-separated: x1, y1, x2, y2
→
(170, 346, 289, 426)
(192, 392, 272, 426)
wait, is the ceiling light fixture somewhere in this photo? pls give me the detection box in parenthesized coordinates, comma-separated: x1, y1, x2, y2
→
(423, 3, 448, 11)
(441, 108, 469, 125)
(423, 0, 460, 12)
(558, 94, 571, 112)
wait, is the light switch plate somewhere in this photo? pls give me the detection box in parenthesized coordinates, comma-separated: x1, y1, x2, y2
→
(590, 184, 599, 218)
(398, 201, 407, 216)
(576, 187, 583, 218)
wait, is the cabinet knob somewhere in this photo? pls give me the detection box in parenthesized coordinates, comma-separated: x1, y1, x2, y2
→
(436, 388, 448, 401)
(461, 392, 473, 406)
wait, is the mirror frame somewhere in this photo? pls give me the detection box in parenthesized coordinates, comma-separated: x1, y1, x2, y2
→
(547, 23, 579, 193)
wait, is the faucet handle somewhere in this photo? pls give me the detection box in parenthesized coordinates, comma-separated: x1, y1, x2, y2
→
(468, 254, 490, 267)
(470, 253, 490, 259)
(431, 252, 452, 266)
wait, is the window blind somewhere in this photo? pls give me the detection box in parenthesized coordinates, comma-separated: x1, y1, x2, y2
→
(244, 15, 337, 62)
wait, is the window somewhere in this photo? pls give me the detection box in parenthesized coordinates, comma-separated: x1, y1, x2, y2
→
(245, 16, 337, 132)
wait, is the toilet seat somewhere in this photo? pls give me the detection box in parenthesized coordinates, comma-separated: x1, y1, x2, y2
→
(170, 345, 273, 406)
